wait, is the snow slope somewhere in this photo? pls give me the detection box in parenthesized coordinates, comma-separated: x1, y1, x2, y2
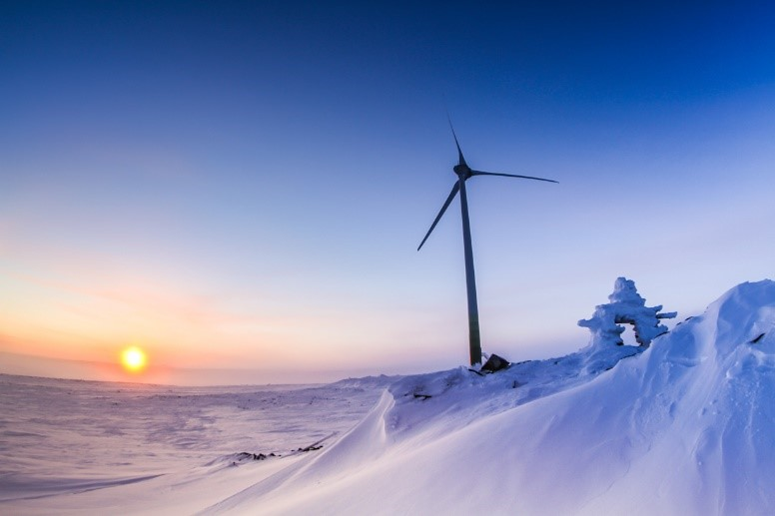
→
(5, 281, 774, 515)
(210, 280, 775, 515)
(0, 378, 390, 513)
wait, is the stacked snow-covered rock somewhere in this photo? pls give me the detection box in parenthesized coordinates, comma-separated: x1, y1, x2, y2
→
(578, 276, 677, 348)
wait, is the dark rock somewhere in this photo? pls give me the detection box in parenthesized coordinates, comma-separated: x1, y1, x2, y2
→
(235, 452, 275, 461)
(751, 333, 766, 344)
(481, 354, 510, 373)
(296, 444, 323, 452)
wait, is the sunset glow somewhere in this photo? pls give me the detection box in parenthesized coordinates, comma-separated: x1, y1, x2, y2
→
(2, 2, 775, 385)
(121, 346, 147, 374)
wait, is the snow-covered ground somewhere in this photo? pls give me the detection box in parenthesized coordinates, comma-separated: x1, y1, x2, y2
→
(0, 376, 392, 513)
(3, 280, 775, 515)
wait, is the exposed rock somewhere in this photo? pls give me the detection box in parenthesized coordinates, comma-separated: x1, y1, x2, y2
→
(234, 452, 275, 461)
(296, 444, 323, 452)
(481, 354, 510, 373)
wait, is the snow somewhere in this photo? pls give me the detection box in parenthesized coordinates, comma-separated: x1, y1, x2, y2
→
(579, 276, 677, 348)
(3, 280, 775, 515)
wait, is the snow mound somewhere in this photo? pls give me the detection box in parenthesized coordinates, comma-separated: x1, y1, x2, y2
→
(212, 280, 775, 515)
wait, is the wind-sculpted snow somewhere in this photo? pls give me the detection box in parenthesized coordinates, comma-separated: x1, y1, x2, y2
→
(212, 280, 775, 515)
(5, 281, 775, 515)
(0, 378, 385, 513)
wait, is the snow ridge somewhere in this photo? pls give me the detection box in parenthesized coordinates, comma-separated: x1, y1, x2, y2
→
(214, 280, 775, 515)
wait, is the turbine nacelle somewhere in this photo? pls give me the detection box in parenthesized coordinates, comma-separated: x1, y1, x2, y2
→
(453, 163, 472, 177)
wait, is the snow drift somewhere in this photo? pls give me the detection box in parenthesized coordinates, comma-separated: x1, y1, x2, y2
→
(210, 280, 775, 515)
(5, 281, 775, 515)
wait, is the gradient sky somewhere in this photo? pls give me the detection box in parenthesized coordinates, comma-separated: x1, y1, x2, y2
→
(2, 1, 775, 384)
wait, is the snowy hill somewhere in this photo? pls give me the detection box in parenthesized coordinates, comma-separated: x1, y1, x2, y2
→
(210, 280, 775, 515)
(5, 280, 775, 515)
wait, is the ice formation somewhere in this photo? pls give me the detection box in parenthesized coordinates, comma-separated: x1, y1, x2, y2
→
(578, 277, 677, 348)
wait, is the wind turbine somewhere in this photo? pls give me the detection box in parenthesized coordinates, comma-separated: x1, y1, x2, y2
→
(418, 121, 558, 366)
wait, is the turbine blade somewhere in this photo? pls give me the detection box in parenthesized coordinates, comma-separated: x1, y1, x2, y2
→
(447, 114, 467, 166)
(470, 170, 559, 184)
(418, 182, 460, 251)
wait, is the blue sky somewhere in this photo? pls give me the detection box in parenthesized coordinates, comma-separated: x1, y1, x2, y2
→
(2, 1, 775, 383)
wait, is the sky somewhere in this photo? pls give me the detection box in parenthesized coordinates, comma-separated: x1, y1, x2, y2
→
(1, 1, 775, 384)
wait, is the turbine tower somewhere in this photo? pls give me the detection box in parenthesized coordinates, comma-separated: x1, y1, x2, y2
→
(418, 121, 558, 366)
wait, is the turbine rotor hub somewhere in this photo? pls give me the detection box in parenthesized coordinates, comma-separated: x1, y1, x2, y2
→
(453, 164, 471, 177)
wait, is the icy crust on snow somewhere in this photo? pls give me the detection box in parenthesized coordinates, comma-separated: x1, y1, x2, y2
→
(212, 280, 775, 515)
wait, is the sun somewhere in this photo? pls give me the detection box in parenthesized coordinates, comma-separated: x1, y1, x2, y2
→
(121, 346, 147, 374)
